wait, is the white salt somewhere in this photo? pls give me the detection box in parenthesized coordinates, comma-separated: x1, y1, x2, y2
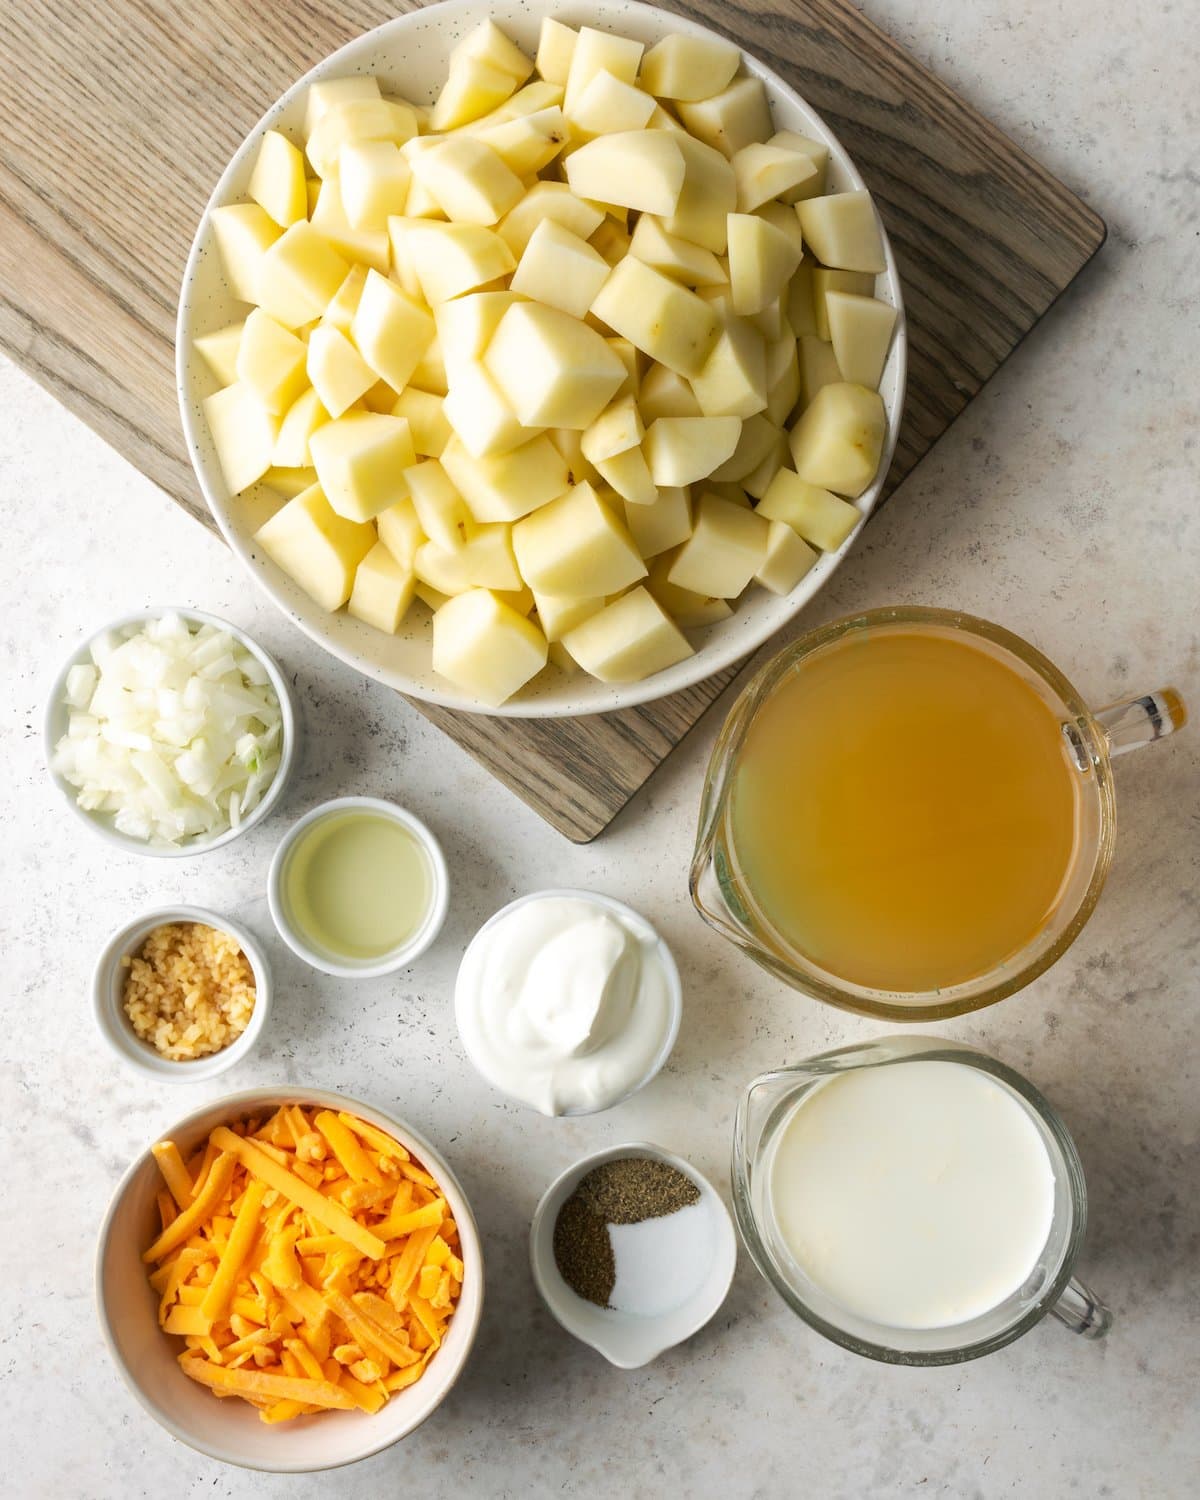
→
(608, 1200, 715, 1317)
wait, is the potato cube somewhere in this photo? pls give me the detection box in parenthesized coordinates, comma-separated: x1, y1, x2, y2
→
(273, 387, 331, 469)
(593, 447, 658, 506)
(770, 130, 830, 201)
(607, 337, 642, 399)
(547, 427, 595, 486)
(304, 76, 381, 139)
(732, 142, 818, 213)
(361, 378, 402, 414)
(309, 412, 416, 521)
(193, 322, 244, 386)
(590, 219, 632, 266)
(798, 334, 844, 406)
(510, 219, 609, 320)
(410, 136, 524, 225)
(825, 292, 898, 390)
(255, 222, 349, 328)
(440, 433, 568, 522)
(533, 590, 604, 642)
(512, 482, 646, 596)
(638, 363, 701, 420)
(785, 263, 817, 338)
(497, 181, 604, 255)
(788, 381, 885, 497)
(765, 340, 802, 426)
(757, 517, 819, 594)
(415, 539, 472, 596)
(476, 107, 570, 177)
(349, 540, 416, 632)
(337, 140, 411, 231)
(757, 200, 806, 257)
(443, 361, 526, 457)
(690, 319, 767, 418)
(565, 131, 686, 216)
(646, 553, 733, 627)
(563, 27, 643, 112)
(580, 395, 643, 463)
(742, 427, 789, 498)
(471, 79, 564, 127)
(350, 269, 436, 392)
(451, 19, 534, 83)
(403, 222, 516, 304)
(757, 466, 861, 549)
(410, 334, 449, 397)
(432, 589, 548, 706)
(306, 324, 376, 417)
(308, 175, 390, 272)
(306, 98, 418, 178)
(376, 497, 425, 565)
(728, 213, 802, 316)
(461, 523, 523, 591)
(591, 258, 720, 378)
(562, 587, 692, 682)
(392, 387, 452, 458)
(262, 465, 317, 499)
(639, 34, 740, 102)
(254, 483, 375, 610)
(797, 190, 886, 274)
(623, 485, 692, 557)
(320, 264, 369, 337)
(644, 416, 740, 486)
(208, 203, 281, 304)
(536, 17, 577, 86)
(661, 133, 736, 253)
(711, 412, 781, 482)
(567, 70, 656, 134)
(234, 309, 307, 414)
(484, 302, 625, 429)
(405, 460, 474, 550)
(203, 383, 279, 495)
(627, 216, 727, 287)
(811, 267, 875, 339)
(431, 58, 520, 132)
(667, 491, 767, 596)
(678, 77, 771, 159)
(436, 291, 522, 383)
(248, 129, 307, 227)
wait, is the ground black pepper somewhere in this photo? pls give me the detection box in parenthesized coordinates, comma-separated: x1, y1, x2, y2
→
(552, 1193, 615, 1307)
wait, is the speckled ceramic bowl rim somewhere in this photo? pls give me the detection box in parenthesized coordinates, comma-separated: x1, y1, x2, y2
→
(43, 606, 297, 857)
(453, 888, 683, 1115)
(175, 0, 907, 718)
(267, 795, 450, 977)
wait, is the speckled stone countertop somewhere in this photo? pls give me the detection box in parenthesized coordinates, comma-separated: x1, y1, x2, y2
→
(2, 1, 1197, 1495)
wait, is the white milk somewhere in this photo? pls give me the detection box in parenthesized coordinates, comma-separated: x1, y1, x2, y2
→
(768, 1060, 1056, 1330)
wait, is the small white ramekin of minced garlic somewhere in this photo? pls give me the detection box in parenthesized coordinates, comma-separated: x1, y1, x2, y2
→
(92, 906, 270, 1080)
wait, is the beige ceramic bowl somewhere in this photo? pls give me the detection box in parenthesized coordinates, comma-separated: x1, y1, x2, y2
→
(95, 1088, 484, 1472)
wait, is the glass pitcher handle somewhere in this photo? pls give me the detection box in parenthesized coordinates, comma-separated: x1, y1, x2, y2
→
(1095, 688, 1187, 757)
(1050, 1275, 1113, 1339)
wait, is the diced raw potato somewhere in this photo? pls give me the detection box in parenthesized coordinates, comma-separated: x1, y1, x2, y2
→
(786, 263, 817, 337)
(606, 337, 641, 398)
(406, 460, 475, 550)
(755, 518, 818, 594)
(304, 76, 381, 140)
(757, 467, 862, 549)
(563, 27, 644, 113)
(309, 411, 416, 521)
(710, 412, 780, 482)
(362, 378, 402, 413)
(415, 539, 473, 596)
(410, 334, 449, 397)
(532, 589, 604, 642)
(591, 258, 720, 378)
(798, 334, 844, 405)
(441, 432, 569, 522)
(320, 264, 369, 336)
(639, 33, 740, 102)
(742, 426, 789, 498)
(593, 447, 658, 506)
(484, 302, 625, 428)
(661, 133, 736, 252)
(568, 70, 656, 134)
(464, 80, 565, 132)
(436, 291, 522, 382)
(756, 200, 806, 257)
(273, 387, 330, 468)
(306, 99, 418, 178)
(797, 190, 886, 273)
(306, 324, 375, 416)
(644, 416, 740, 486)
(548, 426, 594, 485)
(769, 130, 830, 200)
(193, 322, 245, 386)
(308, 175, 390, 271)
(765, 339, 802, 426)
(442, 361, 526, 457)
(788, 381, 885, 497)
(233, 309, 307, 415)
(415, 580, 452, 612)
(825, 292, 898, 389)
(497, 181, 605, 255)
(451, 18, 534, 84)
(392, 387, 452, 458)
(203, 383, 279, 495)
(627, 216, 727, 287)
(536, 18, 577, 86)
(254, 483, 375, 609)
(376, 497, 425, 565)
(690, 319, 767, 418)
(511, 219, 610, 319)
(209, 203, 281, 303)
(255, 222, 349, 328)
(565, 131, 686, 216)
(678, 77, 771, 159)
(623, 485, 692, 557)
(562, 587, 692, 682)
(667, 491, 768, 596)
(348, 540, 415, 632)
(732, 142, 817, 213)
(350, 269, 436, 391)
(749, 298, 787, 341)
(432, 59, 521, 132)
(476, 107, 569, 176)
(410, 136, 524, 224)
(460, 523, 524, 590)
(727, 212, 802, 316)
(432, 589, 548, 706)
(404, 222, 516, 303)
(248, 129, 308, 227)
(262, 465, 318, 499)
(337, 140, 411, 231)
(812, 267, 874, 339)
(581, 395, 643, 462)
(547, 640, 580, 675)
(590, 219, 632, 267)
(646, 553, 734, 627)
(639, 363, 702, 420)
(512, 482, 646, 595)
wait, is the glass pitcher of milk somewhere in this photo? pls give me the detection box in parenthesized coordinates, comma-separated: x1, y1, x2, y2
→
(733, 1036, 1110, 1364)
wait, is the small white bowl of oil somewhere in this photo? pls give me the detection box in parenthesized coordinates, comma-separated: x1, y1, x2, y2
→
(267, 796, 449, 977)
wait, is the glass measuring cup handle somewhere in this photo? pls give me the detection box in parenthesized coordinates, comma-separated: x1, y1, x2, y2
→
(1096, 687, 1187, 757)
(1050, 1274, 1113, 1340)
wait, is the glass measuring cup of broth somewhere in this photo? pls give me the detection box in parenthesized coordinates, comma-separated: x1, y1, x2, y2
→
(733, 1037, 1110, 1365)
(691, 606, 1186, 1021)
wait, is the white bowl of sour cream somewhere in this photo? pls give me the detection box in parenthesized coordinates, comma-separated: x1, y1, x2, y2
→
(453, 890, 682, 1116)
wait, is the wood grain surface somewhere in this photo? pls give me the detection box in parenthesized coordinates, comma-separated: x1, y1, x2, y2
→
(0, 0, 1105, 840)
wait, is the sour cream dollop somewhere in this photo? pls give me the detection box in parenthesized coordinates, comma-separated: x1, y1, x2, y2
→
(454, 893, 680, 1116)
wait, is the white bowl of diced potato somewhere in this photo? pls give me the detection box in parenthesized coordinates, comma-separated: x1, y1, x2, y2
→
(178, 0, 905, 715)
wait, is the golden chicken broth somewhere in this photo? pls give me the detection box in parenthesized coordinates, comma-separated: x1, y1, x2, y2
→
(727, 627, 1081, 992)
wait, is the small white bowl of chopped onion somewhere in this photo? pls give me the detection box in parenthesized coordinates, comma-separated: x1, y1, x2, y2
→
(45, 608, 296, 856)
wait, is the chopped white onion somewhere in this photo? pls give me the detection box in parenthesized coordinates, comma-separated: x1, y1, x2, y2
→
(53, 613, 283, 847)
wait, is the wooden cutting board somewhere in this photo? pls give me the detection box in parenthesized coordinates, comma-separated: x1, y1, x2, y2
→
(0, 0, 1105, 840)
